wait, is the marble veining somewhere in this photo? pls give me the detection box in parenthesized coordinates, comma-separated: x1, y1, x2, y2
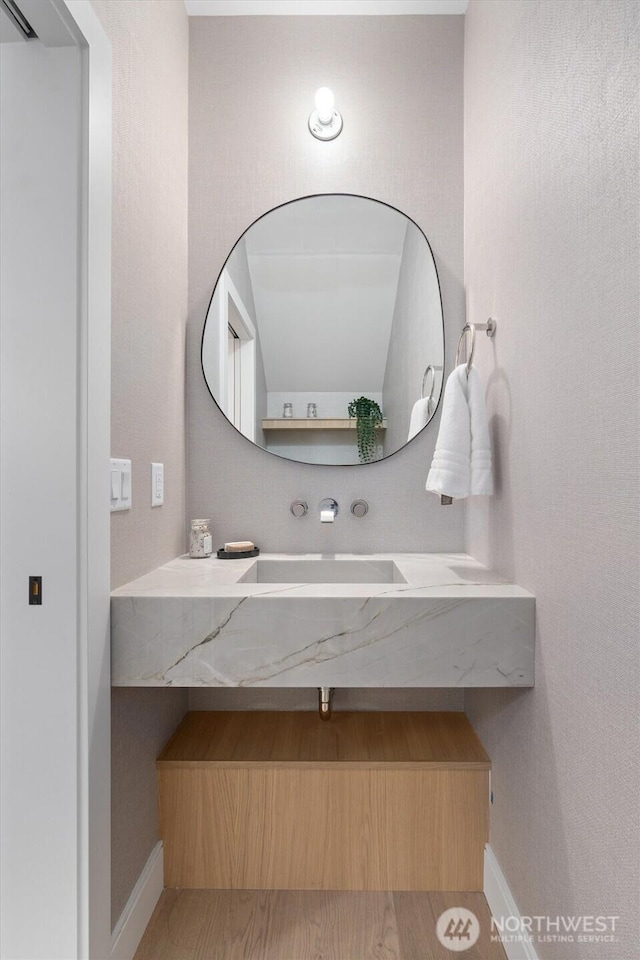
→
(111, 553, 535, 687)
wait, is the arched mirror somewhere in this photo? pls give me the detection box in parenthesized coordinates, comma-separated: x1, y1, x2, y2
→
(202, 194, 444, 465)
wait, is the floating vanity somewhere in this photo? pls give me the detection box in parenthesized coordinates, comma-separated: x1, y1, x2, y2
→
(157, 709, 490, 891)
(111, 552, 535, 688)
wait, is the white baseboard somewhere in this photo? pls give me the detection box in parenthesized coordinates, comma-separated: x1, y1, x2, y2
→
(110, 841, 164, 960)
(484, 844, 539, 960)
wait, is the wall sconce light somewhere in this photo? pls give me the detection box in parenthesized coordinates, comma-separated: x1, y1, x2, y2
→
(308, 87, 343, 141)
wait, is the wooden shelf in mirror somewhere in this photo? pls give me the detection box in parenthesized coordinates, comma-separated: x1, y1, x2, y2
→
(262, 417, 387, 431)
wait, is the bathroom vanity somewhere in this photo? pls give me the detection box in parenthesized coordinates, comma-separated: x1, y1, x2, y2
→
(112, 552, 534, 893)
(111, 552, 535, 688)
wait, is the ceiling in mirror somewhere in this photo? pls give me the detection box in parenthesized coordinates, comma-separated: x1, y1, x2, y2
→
(202, 194, 444, 465)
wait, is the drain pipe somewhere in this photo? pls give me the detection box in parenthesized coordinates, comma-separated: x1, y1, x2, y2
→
(318, 687, 334, 721)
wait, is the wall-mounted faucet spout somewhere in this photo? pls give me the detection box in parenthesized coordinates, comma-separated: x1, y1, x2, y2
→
(318, 687, 334, 721)
(319, 498, 339, 522)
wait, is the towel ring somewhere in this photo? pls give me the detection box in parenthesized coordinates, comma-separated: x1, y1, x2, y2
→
(421, 364, 436, 401)
(455, 319, 497, 376)
(456, 325, 476, 374)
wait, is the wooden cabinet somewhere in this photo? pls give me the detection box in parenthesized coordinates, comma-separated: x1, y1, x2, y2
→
(157, 711, 490, 892)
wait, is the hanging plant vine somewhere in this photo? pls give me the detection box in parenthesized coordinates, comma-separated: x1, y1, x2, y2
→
(348, 396, 384, 463)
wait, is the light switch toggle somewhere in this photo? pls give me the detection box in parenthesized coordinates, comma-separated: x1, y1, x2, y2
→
(110, 459, 132, 512)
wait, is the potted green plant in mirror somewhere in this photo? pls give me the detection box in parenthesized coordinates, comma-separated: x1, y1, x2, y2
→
(348, 397, 384, 463)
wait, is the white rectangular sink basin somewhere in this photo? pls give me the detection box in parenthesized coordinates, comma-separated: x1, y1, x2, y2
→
(239, 558, 407, 584)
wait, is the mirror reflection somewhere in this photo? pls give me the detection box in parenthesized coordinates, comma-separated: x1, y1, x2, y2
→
(202, 195, 444, 465)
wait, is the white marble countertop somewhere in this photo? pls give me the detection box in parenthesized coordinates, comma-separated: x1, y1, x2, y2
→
(111, 553, 535, 689)
(111, 551, 532, 600)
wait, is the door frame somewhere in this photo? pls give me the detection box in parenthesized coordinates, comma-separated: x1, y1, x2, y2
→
(61, 3, 112, 955)
(216, 270, 257, 442)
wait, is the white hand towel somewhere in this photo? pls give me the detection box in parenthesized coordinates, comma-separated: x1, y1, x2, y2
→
(407, 397, 433, 441)
(467, 365, 493, 496)
(426, 364, 493, 500)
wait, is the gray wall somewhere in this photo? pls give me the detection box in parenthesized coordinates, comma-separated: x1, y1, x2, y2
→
(93, 0, 190, 590)
(110, 688, 187, 926)
(189, 688, 464, 712)
(187, 15, 466, 555)
(383, 222, 444, 454)
(90, 0, 190, 927)
(463, 1, 639, 956)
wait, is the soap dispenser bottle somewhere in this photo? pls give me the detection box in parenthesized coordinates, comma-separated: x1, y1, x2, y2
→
(189, 519, 213, 558)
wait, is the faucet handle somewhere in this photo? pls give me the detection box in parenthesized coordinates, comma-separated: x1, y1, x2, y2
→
(319, 498, 339, 522)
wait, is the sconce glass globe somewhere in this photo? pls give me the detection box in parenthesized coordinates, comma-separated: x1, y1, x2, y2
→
(309, 87, 343, 141)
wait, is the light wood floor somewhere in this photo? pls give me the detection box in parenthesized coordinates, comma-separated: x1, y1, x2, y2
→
(134, 889, 507, 960)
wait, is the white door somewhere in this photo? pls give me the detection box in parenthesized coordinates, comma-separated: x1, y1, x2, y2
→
(0, 2, 111, 957)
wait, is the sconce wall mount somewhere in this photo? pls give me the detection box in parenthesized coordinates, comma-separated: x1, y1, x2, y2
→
(309, 87, 343, 141)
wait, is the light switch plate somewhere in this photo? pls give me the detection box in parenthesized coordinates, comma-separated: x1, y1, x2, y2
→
(151, 462, 164, 507)
(110, 458, 132, 512)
